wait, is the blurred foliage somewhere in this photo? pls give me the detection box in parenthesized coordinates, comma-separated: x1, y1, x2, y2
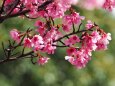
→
(0, 5, 115, 86)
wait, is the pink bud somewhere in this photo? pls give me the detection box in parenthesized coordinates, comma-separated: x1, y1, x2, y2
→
(10, 29, 20, 43)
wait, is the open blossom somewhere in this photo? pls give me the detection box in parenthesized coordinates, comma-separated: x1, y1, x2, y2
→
(10, 29, 20, 43)
(34, 20, 45, 28)
(37, 57, 50, 65)
(63, 12, 85, 26)
(43, 27, 62, 42)
(62, 24, 71, 32)
(85, 20, 94, 29)
(24, 38, 32, 48)
(32, 35, 44, 51)
(96, 33, 111, 50)
(32, 35, 44, 45)
(66, 47, 77, 56)
(43, 44, 56, 54)
(91, 31, 101, 43)
(82, 34, 98, 51)
(65, 35, 80, 46)
(65, 48, 91, 69)
(37, 27, 46, 36)
(103, 0, 115, 11)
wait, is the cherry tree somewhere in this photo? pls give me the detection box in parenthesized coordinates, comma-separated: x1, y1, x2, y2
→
(0, 0, 113, 69)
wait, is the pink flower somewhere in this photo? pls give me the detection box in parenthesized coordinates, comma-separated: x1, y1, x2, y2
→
(103, 0, 115, 11)
(82, 34, 98, 51)
(96, 33, 111, 50)
(65, 56, 75, 65)
(10, 29, 20, 43)
(24, 38, 32, 48)
(34, 20, 44, 28)
(62, 24, 71, 32)
(65, 48, 91, 69)
(37, 27, 46, 36)
(91, 31, 101, 43)
(43, 44, 56, 54)
(70, 35, 80, 43)
(43, 27, 61, 42)
(66, 47, 77, 56)
(32, 35, 44, 45)
(63, 12, 85, 25)
(31, 35, 44, 51)
(65, 35, 80, 46)
(85, 20, 94, 29)
(37, 57, 50, 65)
(34, 44, 44, 51)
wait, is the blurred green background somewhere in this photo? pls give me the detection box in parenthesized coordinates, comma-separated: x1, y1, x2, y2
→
(0, 5, 115, 86)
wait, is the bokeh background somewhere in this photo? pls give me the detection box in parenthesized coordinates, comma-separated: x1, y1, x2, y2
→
(0, 1, 115, 86)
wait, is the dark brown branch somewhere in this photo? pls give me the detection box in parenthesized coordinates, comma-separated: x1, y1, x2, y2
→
(6, 0, 20, 16)
(0, 10, 30, 23)
(52, 45, 67, 47)
(72, 23, 75, 33)
(0, 0, 6, 14)
(37, 0, 54, 11)
(0, 51, 34, 64)
(78, 23, 82, 31)
(54, 29, 93, 42)
(2, 42, 7, 57)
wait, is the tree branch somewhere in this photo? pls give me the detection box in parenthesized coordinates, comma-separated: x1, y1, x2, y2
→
(0, 51, 34, 64)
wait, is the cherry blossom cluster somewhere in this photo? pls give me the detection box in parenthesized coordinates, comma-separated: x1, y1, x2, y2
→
(1, 0, 112, 68)
(10, 11, 111, 69)
(103, 0, 115, 11)
(3, 0, 115, 19)
(65, 29, 111, 69)
(4, 0, 78, 18)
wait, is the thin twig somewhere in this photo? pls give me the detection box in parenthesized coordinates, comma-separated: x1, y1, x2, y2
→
(54, 29, 93, 42)
(2, 42, 7, 57)
(78, 23, 82, 31)
(0, 0, 6, 14)
(0, 51, 34, 64)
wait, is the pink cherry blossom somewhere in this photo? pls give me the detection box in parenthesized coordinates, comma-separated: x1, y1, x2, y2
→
(34, 44, 44, 51)
(10, 29, 20, 43)
(62, 24, 71, 32)
(31, 35, 44, 45)
(82, 34, 97, 51)
(96, 33, 111, 50)
(37, 27, 46, 36)
(24, 38, 32, 48)
(85, 20, 94, 29)
(34, 20, 45, 28)
(65, 48, 91, 69)
(63, 12, 85, 25)
(37, 57, 50, 65)
(91, 31, 101, 43)
(66, 47, 77, 56)
(43, 44, 56, 54)
(31, 35, 44, 51)
(103, 0, 115, 11)
(65, 35, 80, 46)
